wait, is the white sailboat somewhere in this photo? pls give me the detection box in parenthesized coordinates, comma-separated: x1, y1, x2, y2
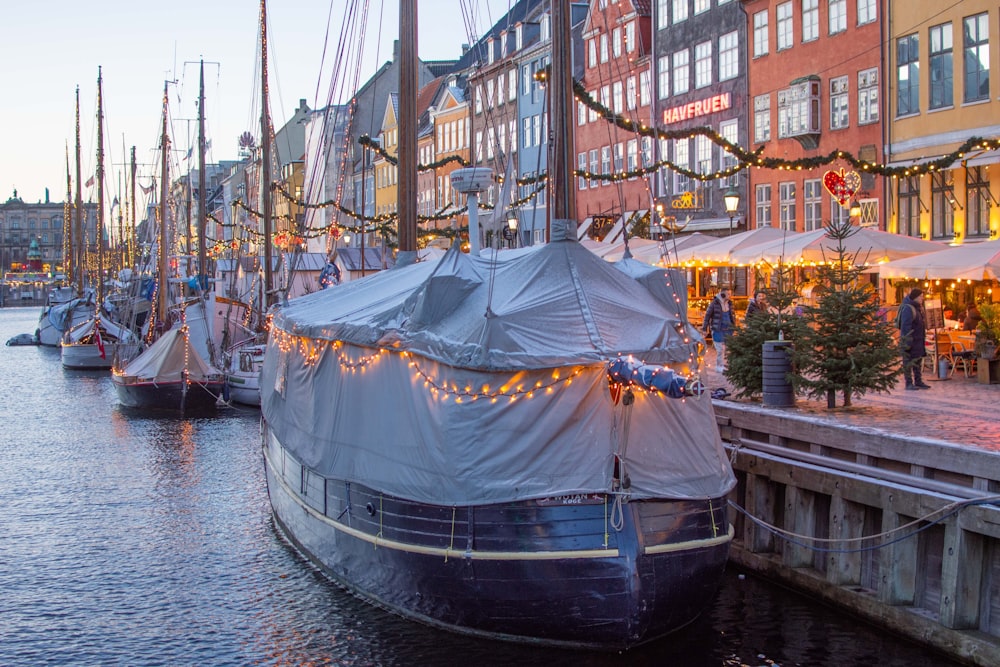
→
(61, 67, 138, 370)
(259, 1, 735, 650)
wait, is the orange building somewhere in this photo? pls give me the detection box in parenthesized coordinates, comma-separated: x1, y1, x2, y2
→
(744, 0, 884, 233)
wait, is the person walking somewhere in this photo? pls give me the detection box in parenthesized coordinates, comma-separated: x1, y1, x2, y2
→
(703, 288, 736, 373)
(899, 288, 930, 390)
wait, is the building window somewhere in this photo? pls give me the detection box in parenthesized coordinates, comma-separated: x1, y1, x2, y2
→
(696, 134, 712, 175)
(931, 171, 956, 239)
(802, 0, 818, 42)
(897, 176, 921, 237)
(509, 70, 517, 101)
(522, 118, 531, 149)
(626, 76, 637, 110)
(588, 90, 599, 121)
(754, 94, 771, 143)
(828, 0, 846, 35)
(641, 137, 653, 169)
(578, 153, 588, 190)
(719, 119, 738, 186)
(857, 0, 876, 26)
(614, 143, 624, 176)
(625, 22, 636, 54)
(612, 27, 622, 58)
(657, 56, 670, 100)
(830, 75, 849, 129)
(753, 11, 769, 58)
(578, 101, 587, 126)
(589, 149, 599, 188)
(694, 0, 710, 14)
(600, 34, 609, 63)
(672, 50, 689, 95)
(966, 166, 990, 237)
(777, 2, 793, 51)
(804, 179, 822, 230)
(896, 34, 919, 116)
(674, 139, 690, 194)
(612, 81, 623, 113)
(719, 31, 738, 81)
(627, 139, 638, 177)
(673, 0, 688, 24)
(601, 146, 611, 186)
(929, 22, 953, 110)
(830, 197, 850, 225)
(777, 79, 821, 139)
(964, 13, 990, 103)
(695, 41, 712, 89)
(640, 70, 651, 106)
(657, 0, 670, 30)
(858, 67, 879, 124)
(779, 182, 797, 231)
(756, 184, 772, 227)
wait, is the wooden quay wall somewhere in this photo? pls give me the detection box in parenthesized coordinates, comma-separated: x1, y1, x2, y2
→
(715, 402, 1000, 667)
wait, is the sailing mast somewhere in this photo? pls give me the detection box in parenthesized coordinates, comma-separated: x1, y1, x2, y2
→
(198, 59, 208, 291)
(549, 3, 576, 229)
(96, 67, 106, 306)
(397, 0, 417, 259)
(157, 81, 171, 328)
(64, 145, 73, 287)
(74, 86, 84, 294)
(260, 0, 274, 308)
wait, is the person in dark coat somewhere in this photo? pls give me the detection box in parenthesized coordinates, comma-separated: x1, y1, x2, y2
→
(745, 291, 769, 319)
(963, 303, 982, 332)
(899, 288, 929, 390)
(702, 288, 736, 372)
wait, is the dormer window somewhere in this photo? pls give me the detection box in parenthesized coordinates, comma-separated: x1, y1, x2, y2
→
(540, 13, 550, 41)
(515, 24, 523, 51)
(487, 38, 495, 64)
(500, 31, 507, 56)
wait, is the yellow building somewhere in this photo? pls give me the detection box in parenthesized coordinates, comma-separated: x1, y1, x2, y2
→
(373, 93, 399, 248)
(887, 1, 1000, 245)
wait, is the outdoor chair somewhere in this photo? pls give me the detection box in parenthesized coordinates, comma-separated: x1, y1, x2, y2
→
(947, 331, 977, 378)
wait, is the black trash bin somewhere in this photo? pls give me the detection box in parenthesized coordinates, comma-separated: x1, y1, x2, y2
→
(762, 340, 794, 407)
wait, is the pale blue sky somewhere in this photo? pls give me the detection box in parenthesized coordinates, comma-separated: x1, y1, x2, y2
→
(0, 0, 510, 206)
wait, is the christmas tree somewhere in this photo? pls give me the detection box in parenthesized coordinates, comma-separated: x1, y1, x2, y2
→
(791, 220, 900, 407)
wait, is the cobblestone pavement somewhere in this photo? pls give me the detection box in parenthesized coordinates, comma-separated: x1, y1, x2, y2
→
(701, 351, 1000, 454)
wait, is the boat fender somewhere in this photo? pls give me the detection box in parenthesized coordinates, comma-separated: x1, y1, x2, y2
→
(365, 502, 377, 516)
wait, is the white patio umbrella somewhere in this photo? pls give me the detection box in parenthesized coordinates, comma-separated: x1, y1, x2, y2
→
(731, 227, 945, 266)
(670, 227, 803, 265)
(875, 238, 1000, 281)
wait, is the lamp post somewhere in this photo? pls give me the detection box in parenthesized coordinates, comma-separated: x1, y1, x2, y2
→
(724, 185, 740, 236)
(503, 212, 518, 248)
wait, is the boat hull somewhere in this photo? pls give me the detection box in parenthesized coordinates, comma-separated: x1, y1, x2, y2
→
(225, 373, 261, 406)
(61, 342, 119, 370)
(113, 376, 225, 413)
(263, 427, 732, 650)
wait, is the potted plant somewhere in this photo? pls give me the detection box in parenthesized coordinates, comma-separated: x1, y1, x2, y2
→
(974, 302, 1000, 360)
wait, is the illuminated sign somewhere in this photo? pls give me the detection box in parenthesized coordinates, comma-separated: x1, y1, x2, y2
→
(662, 93, 732, 124)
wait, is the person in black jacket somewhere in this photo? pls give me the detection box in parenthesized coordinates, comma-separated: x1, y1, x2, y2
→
(702, 288, 736, 372)
(899, 288, 929, 390)
(745, 291, 769, 319)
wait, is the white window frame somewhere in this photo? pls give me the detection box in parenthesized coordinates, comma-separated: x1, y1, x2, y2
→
(802, 0, 818, 42)
(695, 41, 712, 89)
(830, 75, 849, 129)
(754, 94, 771, 143)
(672, 0, 688, 24)
(754, 11, 769, 58)
(719, 31, 738, 81)
(640, 70, 652, 106)
(672, 49, 690, 95)
(777, 2, 793, 51)
(756, 184, 772, 227)
(779, 181, 797, 231)
(657, 56, 670, 100)
(804, 179, 822, 230)
(857, 0, 876, 26)
(828, 0, 846, 35)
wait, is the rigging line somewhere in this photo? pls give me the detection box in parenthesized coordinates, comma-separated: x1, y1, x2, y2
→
(727, 496, 1000, 554)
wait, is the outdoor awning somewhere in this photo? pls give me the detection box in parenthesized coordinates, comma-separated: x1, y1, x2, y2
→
(873, 238, 1000, 281)
(731, 227, 944, 266)
(669, 227, 802, 266)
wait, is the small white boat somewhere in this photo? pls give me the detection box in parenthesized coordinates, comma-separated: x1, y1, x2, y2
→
(61, 316, 138, 370)
(224, 340, 266, 406)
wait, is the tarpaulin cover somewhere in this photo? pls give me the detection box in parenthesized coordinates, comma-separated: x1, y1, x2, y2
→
(262, 231, 735, 505)
(118, 326, 222, 382)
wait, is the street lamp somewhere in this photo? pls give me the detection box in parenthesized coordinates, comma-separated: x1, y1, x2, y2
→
(724, 185, 740, 236)
(503, 212, 518, 247)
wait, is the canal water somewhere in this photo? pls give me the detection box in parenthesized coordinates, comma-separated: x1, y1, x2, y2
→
(0, 306, 958, 667)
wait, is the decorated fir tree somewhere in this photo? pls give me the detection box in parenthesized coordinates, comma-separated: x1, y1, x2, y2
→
(791, 220, 900, 407)
(725, 264, 808, 399)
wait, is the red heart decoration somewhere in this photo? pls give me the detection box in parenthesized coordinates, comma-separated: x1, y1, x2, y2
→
(823, 168, 860, 206)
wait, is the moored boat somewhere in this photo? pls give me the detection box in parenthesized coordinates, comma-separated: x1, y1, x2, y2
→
(259, 1, 735, 649)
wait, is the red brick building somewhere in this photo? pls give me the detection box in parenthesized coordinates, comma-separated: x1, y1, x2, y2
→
(743, 0, 884, 233)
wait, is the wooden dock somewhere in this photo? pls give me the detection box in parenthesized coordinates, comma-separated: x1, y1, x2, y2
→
(717, 401, 1000, 666)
